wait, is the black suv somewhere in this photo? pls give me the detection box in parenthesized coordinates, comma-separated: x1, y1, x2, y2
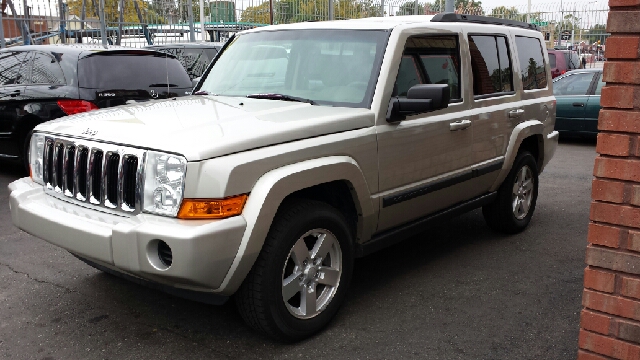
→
(0, 45, 192, 169)
(145, 42, 223, 80)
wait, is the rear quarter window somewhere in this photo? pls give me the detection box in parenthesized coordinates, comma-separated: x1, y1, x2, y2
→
(78, 53, 191, 89)
(515, 36, 548, 90)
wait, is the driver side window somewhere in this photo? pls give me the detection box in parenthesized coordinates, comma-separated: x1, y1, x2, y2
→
(393, 35, 461, 102)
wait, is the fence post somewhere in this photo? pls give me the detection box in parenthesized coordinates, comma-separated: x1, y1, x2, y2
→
(187, 0, 195, 42)
(58, 0, 65, 44)
(329, 0, 334, 20)
(116, 0, 124, 45)
(199, 0, 206, 41)
(133, 0, 152, 45)
(99, 0, 107, 46)
(0, 10, 5, 48)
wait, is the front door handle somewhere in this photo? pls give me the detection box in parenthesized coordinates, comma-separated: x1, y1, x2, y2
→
(450, 120, 471, 131)
(509, 109, 525, 118)
(572, 102, 585, 107)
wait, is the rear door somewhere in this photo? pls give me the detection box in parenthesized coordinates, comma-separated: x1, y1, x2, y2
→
(552, 72, 598, 133)
(77, 51, 193, 108)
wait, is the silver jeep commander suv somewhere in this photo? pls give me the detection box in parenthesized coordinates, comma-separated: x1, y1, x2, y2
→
(9, 13, 558, 341)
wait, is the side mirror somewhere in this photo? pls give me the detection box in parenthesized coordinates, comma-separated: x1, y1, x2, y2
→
(386, 84, 450, 122)
(192, 77, 202, 88)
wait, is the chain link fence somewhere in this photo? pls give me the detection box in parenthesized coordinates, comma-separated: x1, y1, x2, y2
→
(1, 0, 609, 49)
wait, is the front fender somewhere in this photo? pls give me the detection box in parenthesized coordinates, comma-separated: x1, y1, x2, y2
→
(214, 156, 375, 295)
(490, 120, 544, 192)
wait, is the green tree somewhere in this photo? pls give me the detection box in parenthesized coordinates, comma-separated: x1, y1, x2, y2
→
(396, 1, 423, 16)
(66, 0, 161, 23)
(240, 1, 270, 23)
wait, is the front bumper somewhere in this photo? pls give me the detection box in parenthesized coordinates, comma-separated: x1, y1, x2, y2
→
(541, 130, 560, 173)
(9, 177, 247, 296)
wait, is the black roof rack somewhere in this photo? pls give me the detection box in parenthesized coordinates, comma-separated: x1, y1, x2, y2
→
(431, 12, 540, 32)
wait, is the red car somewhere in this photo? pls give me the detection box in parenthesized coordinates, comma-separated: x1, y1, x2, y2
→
(547, 49, 582, 78)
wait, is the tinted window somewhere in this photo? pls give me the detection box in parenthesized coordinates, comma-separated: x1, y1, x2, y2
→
(395, 35, 461, 100)
(31, 52, 65, 84)
(0, 51, 29, 85)
(182, 49, 209, 79)
(203, 48, 219, 61)
(552, 72, 595, 96)
(78, 54, 191, 89)
(515, 36, 548, 90)
(594, 73, 604, 95)
(549, 53, 556, 68)
(469, 35, 513, 96)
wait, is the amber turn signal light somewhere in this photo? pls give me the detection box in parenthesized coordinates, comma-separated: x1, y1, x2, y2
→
(177, 195, 248, 219)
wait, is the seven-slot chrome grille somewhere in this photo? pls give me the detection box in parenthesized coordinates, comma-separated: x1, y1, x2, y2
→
(42, 136, 145, 215)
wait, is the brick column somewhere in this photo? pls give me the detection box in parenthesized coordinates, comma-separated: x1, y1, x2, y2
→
(578, 1, 640, 359)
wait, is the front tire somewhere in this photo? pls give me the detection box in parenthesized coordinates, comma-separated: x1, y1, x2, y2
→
(482, 151, 539, 234)
(235, 199, 354, 342)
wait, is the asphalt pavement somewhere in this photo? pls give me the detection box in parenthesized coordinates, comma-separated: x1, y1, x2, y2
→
(0, 138, 596, 359)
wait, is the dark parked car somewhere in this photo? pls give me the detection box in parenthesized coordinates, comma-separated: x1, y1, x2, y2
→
(547, 49, 582, 78)
(145, 42, 223, 80)
(0, 44, 192, 169)
(553, 68, 603, 136)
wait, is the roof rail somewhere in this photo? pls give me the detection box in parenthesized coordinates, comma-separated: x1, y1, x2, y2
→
(431, 13, 540, 32)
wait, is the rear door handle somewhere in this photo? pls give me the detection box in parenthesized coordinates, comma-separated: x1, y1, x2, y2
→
(450, 120, 471, 131)
(508, 109, 525, 118)
(572, 102, 585, 107)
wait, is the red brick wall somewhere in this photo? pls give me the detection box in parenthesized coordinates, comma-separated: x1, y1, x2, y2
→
(578, 1, 640, 359)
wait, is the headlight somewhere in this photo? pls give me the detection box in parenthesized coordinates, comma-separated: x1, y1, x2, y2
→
(143, 151, 187, 217)
(29, 133, 46, 185)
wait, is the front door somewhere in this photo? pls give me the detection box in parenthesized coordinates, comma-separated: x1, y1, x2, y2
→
(376, 34, 474, 232)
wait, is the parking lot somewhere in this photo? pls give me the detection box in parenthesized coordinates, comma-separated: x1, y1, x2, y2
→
(0, 138, 595, 359)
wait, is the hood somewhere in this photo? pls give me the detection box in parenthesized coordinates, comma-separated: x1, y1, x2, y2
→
(35, 96, 375, 161)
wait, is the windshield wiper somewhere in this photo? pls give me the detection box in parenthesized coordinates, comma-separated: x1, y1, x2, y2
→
(149, 83, 178, 88)
(246, 93, 317, 105)
(193, 90, 209, 95)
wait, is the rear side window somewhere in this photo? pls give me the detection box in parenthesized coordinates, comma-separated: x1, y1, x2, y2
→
(31, 52, 65, 85)
(515, 36, 548, 90)
(564, 52, 580, 70)
(0, 51, 30, 85)
(548, 53, 556, 68)
(394, 35, 461, 101)
(468, 35, 513, 97)
(78, 54, 192, 89)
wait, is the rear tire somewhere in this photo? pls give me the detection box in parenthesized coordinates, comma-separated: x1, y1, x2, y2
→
(235, 199, 354, 342)
(482, 151, 538, 234)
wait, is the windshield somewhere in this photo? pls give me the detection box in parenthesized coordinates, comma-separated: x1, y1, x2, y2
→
(199, 29, 389, 108)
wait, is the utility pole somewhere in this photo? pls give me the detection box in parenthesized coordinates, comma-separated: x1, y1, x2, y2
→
(445, 0, 453, 13)
(527, 0, 531, 23)
(380, 0, 384, 17)
(329, 0, 334, 20)
(187, 0, 195, 42)
(116, 0, 124, 45)
(199, 0, 205, 41)
(414, 0, 418, 15)
(98, 0, 107, 46)
(269, 0, 273, 24)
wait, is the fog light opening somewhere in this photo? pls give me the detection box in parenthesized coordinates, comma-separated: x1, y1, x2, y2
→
(157, 240, 173, 268)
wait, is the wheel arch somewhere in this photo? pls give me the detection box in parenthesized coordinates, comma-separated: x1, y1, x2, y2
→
(215, 156, 376, 296)
(490, 120, 545, 192)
